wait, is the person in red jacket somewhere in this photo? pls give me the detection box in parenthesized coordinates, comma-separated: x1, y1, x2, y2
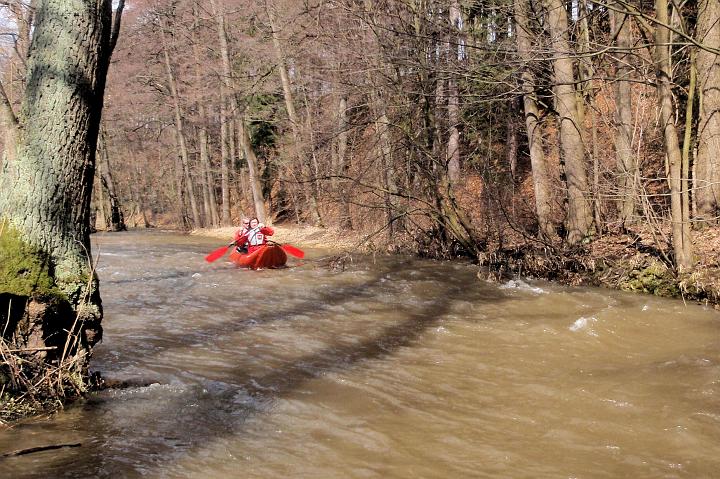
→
(236, 217, 274, 254)
(233, 218, 251, 254)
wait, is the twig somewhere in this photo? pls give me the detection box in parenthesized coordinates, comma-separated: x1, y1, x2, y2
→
(0, 443, 82, 458)
(4, 346, 57, 353)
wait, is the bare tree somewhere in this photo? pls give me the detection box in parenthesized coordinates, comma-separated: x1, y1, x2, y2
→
(654, 0, 692, 268)
(694, 0, 720, 224)
(544, 0, 592, 244)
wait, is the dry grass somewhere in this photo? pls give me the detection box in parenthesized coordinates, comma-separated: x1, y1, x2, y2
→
(0, 338, 90, 426)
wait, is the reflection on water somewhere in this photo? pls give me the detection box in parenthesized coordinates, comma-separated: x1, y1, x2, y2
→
(1, 230, 720, 478)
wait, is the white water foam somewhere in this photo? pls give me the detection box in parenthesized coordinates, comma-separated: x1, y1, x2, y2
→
(569, 316, 598, 336)
(498, 279, 547, 295)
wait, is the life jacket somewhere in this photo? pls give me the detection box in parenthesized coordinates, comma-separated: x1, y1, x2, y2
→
(246, 227, 267, 246)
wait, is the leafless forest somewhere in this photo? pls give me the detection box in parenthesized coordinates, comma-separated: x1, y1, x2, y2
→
(2, 0, 719, 268)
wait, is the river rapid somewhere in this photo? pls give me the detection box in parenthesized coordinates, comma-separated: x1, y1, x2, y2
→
(1, 230, 719, 478)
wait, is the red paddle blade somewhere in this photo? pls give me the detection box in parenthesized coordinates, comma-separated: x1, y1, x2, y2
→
(205, 245, 231, 262)
(281, 244, 305, 259)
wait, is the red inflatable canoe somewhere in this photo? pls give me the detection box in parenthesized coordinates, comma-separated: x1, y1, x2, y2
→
(228, 244, 287, 269)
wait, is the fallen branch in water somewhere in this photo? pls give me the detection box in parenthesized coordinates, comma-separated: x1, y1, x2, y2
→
(0, 442, 81, 458)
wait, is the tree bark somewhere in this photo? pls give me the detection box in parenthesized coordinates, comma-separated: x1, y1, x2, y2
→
(97, 127, 127, 231)
(655, 0, 692, 269)
(210, 0, 233, 226)
(0, 0, 115, 374)
(544, 0, 592, 244)
(336, 96, 352, 230)
(695, 0, 720, 223)
(514, 0, 557, 241)
(191, 7, 219, 228)
(610, 6, 638, 227)
(446, 0, 462, 183)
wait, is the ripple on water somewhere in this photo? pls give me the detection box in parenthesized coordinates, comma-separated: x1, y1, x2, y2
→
(4, 232, 720, 479)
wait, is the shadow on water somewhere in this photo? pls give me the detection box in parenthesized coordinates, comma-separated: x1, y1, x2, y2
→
(0, 238, 508, 478)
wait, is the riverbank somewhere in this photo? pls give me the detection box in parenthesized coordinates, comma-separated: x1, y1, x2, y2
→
(477, 226, 720, 307)
(193, 223, 720, 307)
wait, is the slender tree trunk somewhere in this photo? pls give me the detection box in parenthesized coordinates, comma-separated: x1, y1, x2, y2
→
(0, 80, 19, 163)
(514, 0, 556, 240)
(544, 0, 592, 244)
(97, 128, 126, 231)
(267, 1, 322, 225)
(219, 97, 231, 225)
(0, 0, 34, 165)
(199, 124, 219, 227)
(695, 0, 720, 223)
(237, 117, 267, 223)
(375, 107, 398, 234)
(682, 53, 695, 253)
(93, 171, 107, 231)
(446, 0, 462, 183)
(610, 6, 638, 227)
(126, 141, 150, 228)
(655, 0, 692, 269)
(211, 0, 234, 226)
(507, 97, 519, 179)
(159, 17, 201, 229)
(212, 0, 267, 224)
(336, 96, 352, 230)
(191, 9, 219, 228)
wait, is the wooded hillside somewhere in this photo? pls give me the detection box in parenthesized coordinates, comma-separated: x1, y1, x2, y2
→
(2, 0, 719, 269)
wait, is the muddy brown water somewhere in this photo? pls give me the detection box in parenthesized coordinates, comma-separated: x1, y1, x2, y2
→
(1, 230, 720, 478)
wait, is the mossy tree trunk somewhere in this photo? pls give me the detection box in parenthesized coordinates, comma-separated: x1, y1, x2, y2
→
(0, 0, 119, 388)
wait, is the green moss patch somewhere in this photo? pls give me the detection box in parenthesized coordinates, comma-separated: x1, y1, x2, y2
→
(0, 224, 62, 299)
(619, 261, 680, 297)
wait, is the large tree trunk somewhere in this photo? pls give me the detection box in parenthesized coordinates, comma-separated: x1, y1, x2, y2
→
(610, 6, 638, 227)
(695, 0, 720, 223)
(0, 0, 115, 389)
(655, 0, 692, 269)
(514, 0, 557, 241)
(544, 0, 592, 244)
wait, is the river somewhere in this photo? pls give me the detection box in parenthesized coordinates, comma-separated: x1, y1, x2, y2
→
(1, 230, 719, 478)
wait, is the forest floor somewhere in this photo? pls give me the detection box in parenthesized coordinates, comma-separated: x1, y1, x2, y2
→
(192, 223, 720, 308)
